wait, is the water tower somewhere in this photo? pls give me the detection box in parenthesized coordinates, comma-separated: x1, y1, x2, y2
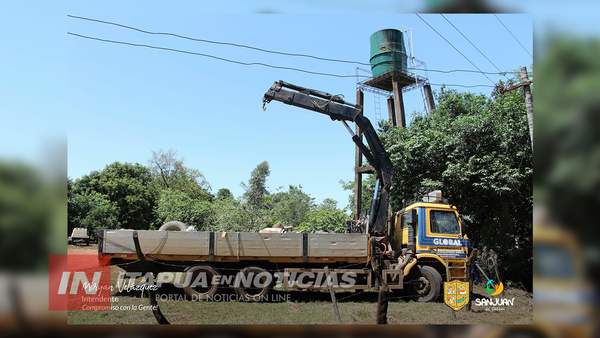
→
(356, 29, 434, 128)
(352, 28, 434, 220)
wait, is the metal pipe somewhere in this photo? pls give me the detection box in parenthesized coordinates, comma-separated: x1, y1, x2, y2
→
(278, 81, 349, 105)
(369, 179, 381, 231)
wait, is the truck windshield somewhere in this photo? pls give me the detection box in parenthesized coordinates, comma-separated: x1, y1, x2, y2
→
(430, 210, 460, 235)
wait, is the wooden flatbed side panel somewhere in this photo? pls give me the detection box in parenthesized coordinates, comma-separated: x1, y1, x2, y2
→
(103, 230, 209, 255)
(215, 232, 303, 257)
(308, 233, 368, 257)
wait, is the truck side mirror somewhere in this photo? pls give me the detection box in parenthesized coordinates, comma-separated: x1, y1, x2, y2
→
(405, 209, 418, 225)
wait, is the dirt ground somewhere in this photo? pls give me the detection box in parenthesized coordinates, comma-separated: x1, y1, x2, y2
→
(67, 243, 98, 255)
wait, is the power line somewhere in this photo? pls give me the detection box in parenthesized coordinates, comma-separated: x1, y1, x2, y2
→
(440, 14, 509, 79)
(68, 32, 496, 89)
(68, 32, 361, 78)
(68, 14, 517, 76)
(67, 32, 493, 88)
(428, 68, 515, 75)
(493, 14, 533, 58)
(430, 83, 495, 88)
(68, 14, 369, 66)
(415, 13, 496, 85)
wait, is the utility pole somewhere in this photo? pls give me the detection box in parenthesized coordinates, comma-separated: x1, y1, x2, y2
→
(520, 67, 534, 149)
(354, 90, 364, 221)
(499, 66, 533, 150)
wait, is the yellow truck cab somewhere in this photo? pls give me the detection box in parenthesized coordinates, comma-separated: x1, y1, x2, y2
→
(392, 192, 470, 302)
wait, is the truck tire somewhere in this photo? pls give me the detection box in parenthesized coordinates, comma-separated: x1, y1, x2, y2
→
(158, 221, 187, 231)
(183, 265, 219, 301)
(234, 266, 273, 302)
(407, 265, 442, 302)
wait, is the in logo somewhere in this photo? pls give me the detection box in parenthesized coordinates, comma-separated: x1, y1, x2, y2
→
(444, 280, 469, 311)
(49, 255, 111, 311)
(486, 279, 504, 296)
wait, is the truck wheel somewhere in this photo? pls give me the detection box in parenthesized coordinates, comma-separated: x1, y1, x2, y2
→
(234, 266, 273, 302)
(158, 221, 187, 231)
(408, 265, 442, 302)
(183, 265, 219, 301)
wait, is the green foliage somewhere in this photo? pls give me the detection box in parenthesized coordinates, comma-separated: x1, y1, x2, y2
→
(240, 161, 272, 230)
(241, 161, 270, 208)
(68, 191, 119, 239)
(154, 189, 213, 231)
(69, 156, 348, 237)
(216, 188, 233, 200)
(377, 83, 532, 286)
(340, 174, 376, 217)
(320, 198, 338, 211)
(71, 162, 156, 230)
(268, 185, 314, 228)
(298, 203, 348, 233)
(210, 197, 252, 232)
(149, 149, 212, 201)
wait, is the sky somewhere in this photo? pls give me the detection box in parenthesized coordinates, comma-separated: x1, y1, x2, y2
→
(2, 2, 534, 208)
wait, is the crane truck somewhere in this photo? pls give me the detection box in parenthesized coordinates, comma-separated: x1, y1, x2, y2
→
(98, 81, 471, 302)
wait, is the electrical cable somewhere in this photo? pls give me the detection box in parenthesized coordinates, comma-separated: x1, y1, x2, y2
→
(440, 14, 509, 79)
(493, 14, 533, 59)
(415, 14, 495, 85)
(69, 31, 496, 89)
(68, 14, 517, 76)
(429, 83, 494, 88)
(68, 14, 370, 66)
(68, 32, 363, 78)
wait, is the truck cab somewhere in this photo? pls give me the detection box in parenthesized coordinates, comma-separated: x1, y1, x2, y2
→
(393, 193, 471, 302)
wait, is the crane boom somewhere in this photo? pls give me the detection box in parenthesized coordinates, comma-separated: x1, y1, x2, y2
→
(263, 80, 395, 234)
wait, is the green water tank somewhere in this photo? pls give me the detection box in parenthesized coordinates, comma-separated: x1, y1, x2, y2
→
(369, 29, 408, 78)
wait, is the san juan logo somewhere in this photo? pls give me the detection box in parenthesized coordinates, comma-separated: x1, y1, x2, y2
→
(486, 279, 504, 296)
(444, 280, 469, 311)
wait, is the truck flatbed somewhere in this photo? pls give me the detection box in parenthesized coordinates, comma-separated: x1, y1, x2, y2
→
(100, 230, 369, 265)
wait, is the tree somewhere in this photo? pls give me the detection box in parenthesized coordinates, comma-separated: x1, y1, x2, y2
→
(240, 161, 271, 230)
(210, 196, 249, 232)
(68, 191, 120, 239)
(377, 84, 533, 287)
(216, 188, 233, 200)
(154, 189, 213, 230)
(241, 161, 270, 209)
(298, 204, 348, 233)
(149, 148, 212, 201)
(340, 175, 376, 217)
(268, 185, 314, 228)
(72, 162, 156, 230)
(320, 198, 338, 211)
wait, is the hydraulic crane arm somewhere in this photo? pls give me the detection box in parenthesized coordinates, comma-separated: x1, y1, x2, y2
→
(263, 80, 395, 234)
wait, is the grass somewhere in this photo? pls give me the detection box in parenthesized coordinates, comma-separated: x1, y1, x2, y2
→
(67, 281, 532, 325)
